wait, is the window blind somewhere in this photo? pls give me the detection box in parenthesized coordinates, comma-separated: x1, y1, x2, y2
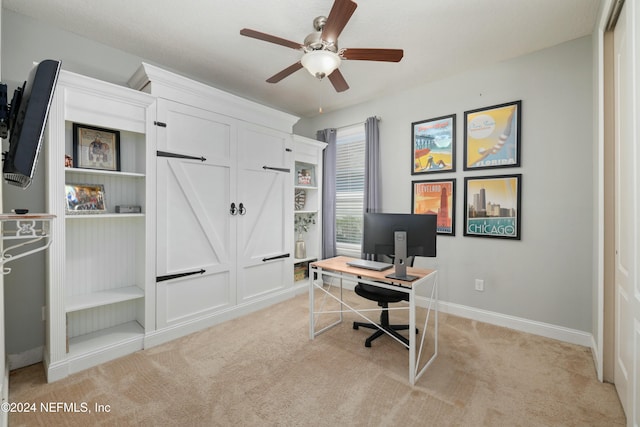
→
(335, 124, 365, 252)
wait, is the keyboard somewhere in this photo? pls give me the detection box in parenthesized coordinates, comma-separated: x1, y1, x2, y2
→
(346, 259, 393, 271)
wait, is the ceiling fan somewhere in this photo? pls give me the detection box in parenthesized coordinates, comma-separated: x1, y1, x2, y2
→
(240, 0, 403, 92)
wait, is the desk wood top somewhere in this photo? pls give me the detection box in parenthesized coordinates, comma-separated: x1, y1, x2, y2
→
(310, 256, 435, 287)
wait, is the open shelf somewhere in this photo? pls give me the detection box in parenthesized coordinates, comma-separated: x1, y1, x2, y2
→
(67, 321, 144, 357)
(65, 167, 145, 178)
(65, 213, 145, 220)
(66, 286, 144, 313)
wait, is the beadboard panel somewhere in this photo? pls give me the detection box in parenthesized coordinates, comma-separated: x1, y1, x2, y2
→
(67, 300, 143, 338)
(65, 217, 144, 296)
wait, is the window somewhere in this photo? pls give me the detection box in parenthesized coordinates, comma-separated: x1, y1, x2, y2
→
(335, 124, 365, 256)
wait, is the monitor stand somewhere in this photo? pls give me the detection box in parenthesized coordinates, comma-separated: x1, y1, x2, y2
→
(385, 231, 419, 281)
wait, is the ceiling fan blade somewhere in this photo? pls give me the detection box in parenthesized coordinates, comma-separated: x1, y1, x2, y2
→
(341, 48, 404, 62)
(322, 0, 358, 44)
(266, 62, 304, 83)
(240, 28, 303, 50)
(328, 69, 349, 92)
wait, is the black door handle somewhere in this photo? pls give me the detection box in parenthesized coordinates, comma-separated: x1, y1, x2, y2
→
(263, 166, 290, 173)
(230, 202, 237, 215)
(157, 268, 206, 282)
(239, 203, 246, 215)
(262, 253, 290, 262)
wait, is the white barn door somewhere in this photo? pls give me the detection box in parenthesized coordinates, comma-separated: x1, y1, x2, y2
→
(613, 1, 640, 423)
(155, 99, 236, 328)
(236, 125, 293, 303)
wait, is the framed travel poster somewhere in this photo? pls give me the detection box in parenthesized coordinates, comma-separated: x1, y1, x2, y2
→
(463, 100, 521, 170)
(463, 174, 521, 239)
(412, 114, 456, 174)
(411, 179, 456, 235)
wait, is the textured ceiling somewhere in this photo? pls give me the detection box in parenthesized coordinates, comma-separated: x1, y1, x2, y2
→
(3, 0, 601, 118)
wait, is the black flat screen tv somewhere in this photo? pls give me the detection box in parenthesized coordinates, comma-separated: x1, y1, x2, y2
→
(2, 59, 61, 189)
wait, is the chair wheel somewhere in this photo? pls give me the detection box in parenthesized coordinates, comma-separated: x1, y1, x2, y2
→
(353, 323, 359, 330)
(365, 342, 371, 348)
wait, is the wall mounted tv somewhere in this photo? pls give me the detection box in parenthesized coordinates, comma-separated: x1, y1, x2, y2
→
(0, 59, 61, 189)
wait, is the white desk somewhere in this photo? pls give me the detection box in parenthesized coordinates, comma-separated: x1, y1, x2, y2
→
(309, 256, 438, 385)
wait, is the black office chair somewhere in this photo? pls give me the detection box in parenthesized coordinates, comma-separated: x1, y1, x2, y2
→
(352, 256, 418, 348)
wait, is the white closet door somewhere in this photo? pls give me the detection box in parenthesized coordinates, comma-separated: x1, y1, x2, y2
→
(613, 1, 640, 421)
(236, 125, 293, 302)
(156, 99, 237, 327)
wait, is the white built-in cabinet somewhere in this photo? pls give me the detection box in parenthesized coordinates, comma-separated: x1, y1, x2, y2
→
(293, 136, 326, 291)
(44, 70, 156, 381)
(129, 63, 300, 347)
(43, 64, 318, 381)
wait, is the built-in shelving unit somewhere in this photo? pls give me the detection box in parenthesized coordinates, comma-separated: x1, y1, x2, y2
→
(293, 136, 326, 291)
(44, 69, 156, 382)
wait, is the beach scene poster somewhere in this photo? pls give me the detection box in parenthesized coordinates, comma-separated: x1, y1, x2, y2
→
(412, 114, 456, 174)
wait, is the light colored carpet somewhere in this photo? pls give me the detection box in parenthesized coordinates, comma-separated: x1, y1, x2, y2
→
(9, 291, 625, 426)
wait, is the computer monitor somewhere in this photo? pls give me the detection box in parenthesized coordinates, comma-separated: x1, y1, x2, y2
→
(362, 213, 437, 281)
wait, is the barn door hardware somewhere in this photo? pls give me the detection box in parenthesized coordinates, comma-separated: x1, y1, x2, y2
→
(156, 268, 206, 283)
(262, 253, 290, 262)
(262, 166, 290, 173)
(230, 202, 247, 215)
(157, 150, 206, 162)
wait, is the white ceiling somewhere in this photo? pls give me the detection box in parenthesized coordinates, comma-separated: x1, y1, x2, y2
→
(3, 0, 601, 118)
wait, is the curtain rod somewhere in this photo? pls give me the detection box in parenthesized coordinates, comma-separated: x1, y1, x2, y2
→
(337, 116, 381, 130)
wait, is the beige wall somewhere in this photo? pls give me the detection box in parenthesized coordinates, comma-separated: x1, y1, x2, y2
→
(296, 36, 595, 334)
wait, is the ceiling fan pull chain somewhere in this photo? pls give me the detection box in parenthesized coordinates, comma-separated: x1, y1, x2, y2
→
(318, 79, 324, 114)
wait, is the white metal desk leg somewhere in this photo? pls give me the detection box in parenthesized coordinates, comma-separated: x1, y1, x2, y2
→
(309, 266, 317, 340)
(434, 275, 438, 357)
(409, 288, 416, 386)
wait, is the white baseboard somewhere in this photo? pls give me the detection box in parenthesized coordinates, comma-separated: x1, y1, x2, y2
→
(422, 297, 593, 347)
(7, 346, 43, 370)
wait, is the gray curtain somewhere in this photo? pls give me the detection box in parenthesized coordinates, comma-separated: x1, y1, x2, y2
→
(364, 116, 381, 214)
(363, 117, 381, 260)
(317, 128, 337, 259)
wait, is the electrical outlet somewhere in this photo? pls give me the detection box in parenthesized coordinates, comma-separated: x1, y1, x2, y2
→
(475, 279, 484, 292)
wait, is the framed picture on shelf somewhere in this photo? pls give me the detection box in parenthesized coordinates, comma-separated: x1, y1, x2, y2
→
(65, 183, 107, 214)
(296, 163, 315, 186)
(412, 114, 456, 174)
(463, 100, 521, 170)
(294, 189, 307, 211)
(411, 178, 456, 235)
(73, 123, 121, 171)
(463, 174, 522, 239)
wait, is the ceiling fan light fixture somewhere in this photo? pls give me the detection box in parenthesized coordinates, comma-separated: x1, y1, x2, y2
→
(301, 50, 341, 79)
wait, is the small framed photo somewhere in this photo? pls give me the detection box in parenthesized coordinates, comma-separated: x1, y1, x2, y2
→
(73, 123, 121, 171)
(463, 100, 521, 170)
(463, 174, 522, 240)
(412, 114, 456, 174)
(412, 178, 456, 235)
(65, 183, 107, 214)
